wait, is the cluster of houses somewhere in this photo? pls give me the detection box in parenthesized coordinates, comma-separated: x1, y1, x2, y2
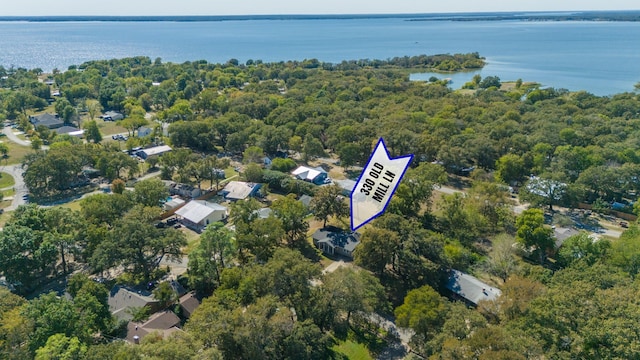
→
(108, 284, 202, 344)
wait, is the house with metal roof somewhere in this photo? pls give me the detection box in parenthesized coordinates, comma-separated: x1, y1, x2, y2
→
(291, 165, 328, 185)
(136, 145, 172, 160)
(445, 269, 501, 306)
(175, 200, 228, 231)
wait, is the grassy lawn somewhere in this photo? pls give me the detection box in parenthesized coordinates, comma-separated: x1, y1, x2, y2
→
(3, 141, 33, 165)
(58, 200, 83, 212)
(95, 119, 127, 135)
(0, 171, 15, 189)
(182, 228, 202, 255)
(332, 340, 373, 360)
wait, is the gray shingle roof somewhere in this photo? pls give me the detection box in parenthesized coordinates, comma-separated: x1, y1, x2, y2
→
(446, 269, 501, 305)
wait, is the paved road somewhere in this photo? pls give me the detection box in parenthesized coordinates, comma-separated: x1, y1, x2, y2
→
(3, 126, 50, 149)
(0, 164, 27, 211)
(2, 126, 31, 147)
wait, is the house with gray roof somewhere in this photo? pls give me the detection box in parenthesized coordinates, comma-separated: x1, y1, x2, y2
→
(108, 285, 160, 321)
(29, 113, 64, 129)
(334, 179, 356, 196)
(312, 227, 361, 259)
(175, 200, 228, 231)
(220, 181, 262, 201)
(127, 310, 182, 344)
(445, 269, 501, 307)
(179, 291, 201, 319)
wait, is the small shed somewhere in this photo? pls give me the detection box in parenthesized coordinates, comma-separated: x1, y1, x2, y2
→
(163, 196, 186, 212)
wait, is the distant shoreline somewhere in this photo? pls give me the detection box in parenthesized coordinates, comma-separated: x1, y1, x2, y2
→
(0, 10, 639, 23)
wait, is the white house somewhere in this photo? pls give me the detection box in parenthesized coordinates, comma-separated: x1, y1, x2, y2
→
(220, 181, 262, 201)
(291, 166, 328, 185)
(136, 145, 172, 160)
(175, 200, 228, 231)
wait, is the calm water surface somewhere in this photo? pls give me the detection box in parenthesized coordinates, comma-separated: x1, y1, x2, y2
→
(0, 19, 639, 95)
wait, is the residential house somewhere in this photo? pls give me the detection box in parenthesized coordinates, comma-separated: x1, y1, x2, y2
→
(127, 310, 182, 344)
(553, 226, 580, 248)
(165, 181, 202, 199)
(136, 145, 172, 160)
(312, 227, 361, 259)
(179, 291, 201, 319)
(254, 207, 273, 219)
(29, 113, 64, 129)
(108, 285, 160, 321)
(220, 181, 262, 201)
(55, 125, 84, 137)
(101, 111, 124, 121)
(175, 200, 228, 231)
(263, 156, 273, 169)
(138, 126, 153, 138)
(298, 194, 313, 210)
(291, 166, 328, 185)
(445, 269, 501, 307)
(334, 179, 356, 196)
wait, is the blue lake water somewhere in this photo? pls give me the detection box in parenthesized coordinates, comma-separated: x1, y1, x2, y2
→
(0, 18, 639, 95)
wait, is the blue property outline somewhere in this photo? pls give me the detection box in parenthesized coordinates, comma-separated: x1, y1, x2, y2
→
(350, 137, 414, 231)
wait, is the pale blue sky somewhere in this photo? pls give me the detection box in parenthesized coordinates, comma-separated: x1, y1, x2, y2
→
(1, 0, 638, 16)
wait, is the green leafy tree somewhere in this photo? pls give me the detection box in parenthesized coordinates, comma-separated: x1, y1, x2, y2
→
(243, 163, 264, 183)
(390, 162, 447, 217)
(92, 205, 186, 280)
(557, 232, 610, 267)
(23, 293, 87, 353)
(83, 120, 102, 143)
(395, 285, 448, 340)
(515, 208, 554, 264)
(495, 153, 526, 185)
(309, 184, 348, 227)
(243, 146, 264, 164)
(485, 233, 519, 283)
(321, 267, 388, 328)
(270, 157, 297, 172)
(133, 177, 169, 207)
(302, 134, 324, 161)
(354, 226, 399, 275)
(188, 222, 235, 293)
(34, 334, 87, 360)
(271, 194, 309, 246)
(153, 282, 178, 309)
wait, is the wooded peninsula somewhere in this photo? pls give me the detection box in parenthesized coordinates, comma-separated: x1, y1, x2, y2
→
(1, 52, 640, 359)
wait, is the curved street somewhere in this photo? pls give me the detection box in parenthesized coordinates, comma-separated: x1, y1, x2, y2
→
(2, 126, 31, 147)
(0, 164, 27, 211)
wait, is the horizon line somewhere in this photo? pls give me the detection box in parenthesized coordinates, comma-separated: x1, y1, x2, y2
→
(1, 10, 640, 19)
